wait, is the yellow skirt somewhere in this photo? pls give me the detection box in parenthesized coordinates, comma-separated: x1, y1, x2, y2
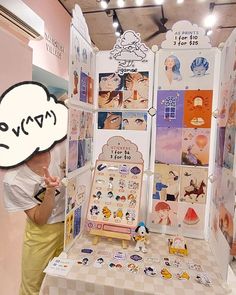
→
(19, 219, 64, 295)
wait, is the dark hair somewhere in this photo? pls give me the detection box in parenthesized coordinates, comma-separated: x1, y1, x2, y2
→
(99, 91, 123, 107)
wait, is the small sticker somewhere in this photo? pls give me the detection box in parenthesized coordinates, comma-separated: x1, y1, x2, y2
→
(119, 164, 130, 174)
(77, 257, 90, 266)
(145, 257, 160, 264)
(97, 163, 107, 171)
(93, 257, 105, 268)
(163, 257, 172, 267)
(108, 261, 123, 270)
(127, 263, 139, 274)
(160, 268, 172, 280)
(130, 254, 143, 262)
(114, 251, 126, 260)
(130, 166, 141, 175)
(187, 262, 203, 271)
(144, 266, 157, 276)
(195, 273, 211, 287)
(81, 248, 94, 254)
(177, 271, 190, 280)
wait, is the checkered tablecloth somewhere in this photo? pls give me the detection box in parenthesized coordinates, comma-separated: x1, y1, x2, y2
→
(40, 233, 227, 295)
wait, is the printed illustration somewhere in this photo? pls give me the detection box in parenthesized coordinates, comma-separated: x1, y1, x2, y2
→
(215, 127, 226, 167)
(223, 126, 236, 170)
(124, 72, 149, 102)
(68, 140, 78, 173)
(151, 200, 178, 227)
(87, 76, 94, 104)
(98, 112, 122, 130)
(164, 55, 182, 84)
(123, 90, 149, 109)
(219, 204, 234, 247)
(65, 212, 74, 247)
(110, 30, 148, 70)
(73, 207, 81, 238)
(190, 57, 209, 77)
(179, 166, 208, 204)
(178, 203, 205, 234)
(183, 90, 213, 128)
(156, 90, 184, 128)
(69, 108, 80, 140)
(122, 112, 147, 130)
(80, 71, 88, 102)
(98, 91, 123, 109)
(99, 73, 123, 91)
(152, 164, 180, 202)
(155, 127, 182, 165)
(218, 80, 232, 127)
(181, 128, 210, 166)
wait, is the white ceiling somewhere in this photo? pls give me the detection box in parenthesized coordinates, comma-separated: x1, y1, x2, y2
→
(59, 0, 236, 50)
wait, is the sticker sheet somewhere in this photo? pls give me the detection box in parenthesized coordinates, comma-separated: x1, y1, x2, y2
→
(87, 160, 143, 230)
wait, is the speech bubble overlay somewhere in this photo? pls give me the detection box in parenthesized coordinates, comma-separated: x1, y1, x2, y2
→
(0, 81, 68, 168)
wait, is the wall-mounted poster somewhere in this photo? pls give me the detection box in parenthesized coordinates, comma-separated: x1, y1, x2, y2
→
(179, 166, 208, 204)
(99, 72, 123, 91)
(181, 128, 210, 166)
(98, 112, 122, 130)
(122, 112, 147, 131)
(155, 127, 182, 164)
(223, 126, 236, 170)
(152, 164, 180, 202)
(183, 90, 213, 128)
(217, 80, 232, 128)
(156, 90, 184, 128)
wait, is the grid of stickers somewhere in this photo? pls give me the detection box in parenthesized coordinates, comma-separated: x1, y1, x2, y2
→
(88, 161, 143, 226)
(76, 248, 212, 287)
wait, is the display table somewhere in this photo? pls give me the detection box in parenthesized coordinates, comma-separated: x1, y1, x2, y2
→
(40, 233, 227, 295)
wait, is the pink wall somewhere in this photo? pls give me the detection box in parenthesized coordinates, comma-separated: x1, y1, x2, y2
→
(23, 0, 71, 80)
(0, 27, 32, 295)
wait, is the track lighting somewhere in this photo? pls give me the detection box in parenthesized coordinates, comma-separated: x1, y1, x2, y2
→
(177, 0, 184, 4)
(117, 0, 125, 7)
(112, 12, 119, 28)
(115, 29, 121, 37)
(204, 14, 217, 28)
(206, 29, 213, 36)
(154, 0, 164, 4)
(100, 0, 110, 9)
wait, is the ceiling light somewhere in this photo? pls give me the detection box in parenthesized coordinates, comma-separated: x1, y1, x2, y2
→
(117, 0, 125, 7)
(206, 29, 213, 36)
(101, 0, 110, 9)
(154, 0, 164, 4)
(177, 0, 184, 4)
(112, 13, 119, 28)
(115, 29, 121, 37)
(204, 14, 217, 28)
(135, 0, 144, 6)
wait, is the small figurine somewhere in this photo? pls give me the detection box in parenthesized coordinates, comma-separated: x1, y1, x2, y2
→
(168, 235, 188, 256)
(133, 221, 150, 253)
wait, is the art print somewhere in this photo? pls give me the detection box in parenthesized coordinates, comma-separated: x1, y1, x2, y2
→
(85, 112, 93, 138)
(99, 72, 123, 91)
(217, 80, 232, 127)
(215, 127, 226, 167)
(79, 111, 87, 139)
(179, 166, 208, 204)
(152, 164, 180, 202)
(73, 207, 81, 238)
(65, 211, 74, 247)
(183, 90, 213, 128)
(68, 140, 78, 173)
(156, 90, 184, 128)
(151, 200, 178, 227)
(69, 108, 80, 140)
(178, 203, 205, 234)
(155, 127, 182, 165)
(98, 91, 123, 109)
(122, 112, 147, 131)
(181, 128, 210, 166)
(87, 76, 94, 104)
(77, 139, 86, 168)
(223, 126, 236, 170)
(98, 112, 122, 130)
(80, 71, 88, 102)
(123, 90, 148, 109)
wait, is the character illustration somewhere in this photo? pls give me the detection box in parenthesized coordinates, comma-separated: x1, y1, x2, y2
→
(160, 268, 172, 279)
(113, 208, 123, 219)
(98, 91, 123, 108)
(144, 266, 157, 276)
(184, 179, 206, 201)
(102, 206, 112, 219)
(90, 205, 99, 216)
(128, 194, 137, 206)
(99, 73, 122, 91)
(191, 57, 209, 77)
(164, 55, 182, 84)
(110, 30, 148, 68)
(154, 201, 171, 225)
(125, 209, 135, 222)
(133, 221, 150, 253)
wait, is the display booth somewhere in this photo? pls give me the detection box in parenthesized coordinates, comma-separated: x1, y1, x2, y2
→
(40, 4, 236, 295)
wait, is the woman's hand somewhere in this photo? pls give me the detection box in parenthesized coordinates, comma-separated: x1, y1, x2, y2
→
(43, 167, 60, 189)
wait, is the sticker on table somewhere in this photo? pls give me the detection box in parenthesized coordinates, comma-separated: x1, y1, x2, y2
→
(77, 257, 91, 266)
(93, 257, 105, 268)
(187, 262, 203, 271)
(130, 254, 143, 262)
(177, 271, 190, 280)
(163, 257, 172, 267)
(108, 261, 123, 270)
(145, 256, 160, 264)
(114, 251, 127, 260)
(160, 268, 172, 280)
(144, 266, 157, 276)
(127, 263, 140, 274)
(81, 248, 94, 254)
(195, 273, 211, 287)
